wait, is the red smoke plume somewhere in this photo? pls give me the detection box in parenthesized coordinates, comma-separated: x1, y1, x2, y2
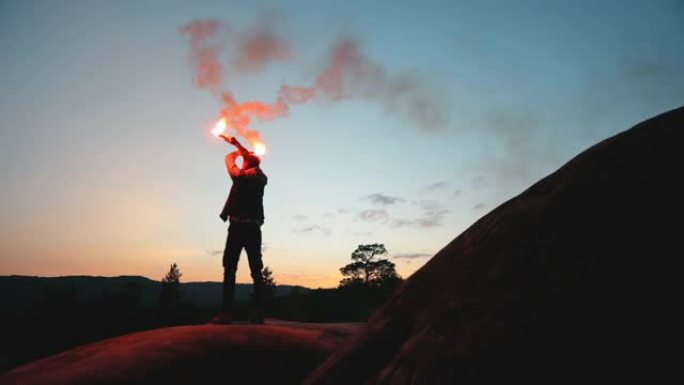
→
(179, 20, 225, 93)
(234, 26, 290, 72)
(180, 18, 450, 149)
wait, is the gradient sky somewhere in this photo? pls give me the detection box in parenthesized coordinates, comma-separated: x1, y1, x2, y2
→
(1, 0, 683, 288)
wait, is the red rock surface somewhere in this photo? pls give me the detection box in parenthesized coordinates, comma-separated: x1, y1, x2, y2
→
(305, 107, 684, 384)
(0, 320, 361, 385)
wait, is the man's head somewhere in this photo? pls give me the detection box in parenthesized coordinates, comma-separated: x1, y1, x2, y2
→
(242, 153, 261, 169)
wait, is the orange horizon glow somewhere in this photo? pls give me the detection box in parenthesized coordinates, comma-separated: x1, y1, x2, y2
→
(0, 257, 344, 289)
(0, 242, 423, 289)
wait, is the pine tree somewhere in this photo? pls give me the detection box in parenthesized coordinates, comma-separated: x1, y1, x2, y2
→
(262, 266, 277, 299)
(159, 263, 182, 307)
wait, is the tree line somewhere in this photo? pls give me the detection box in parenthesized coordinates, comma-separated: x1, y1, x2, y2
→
(0, 243, 404, 371)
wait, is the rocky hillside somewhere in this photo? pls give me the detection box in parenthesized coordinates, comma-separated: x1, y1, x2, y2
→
(305, 107, 683, 384)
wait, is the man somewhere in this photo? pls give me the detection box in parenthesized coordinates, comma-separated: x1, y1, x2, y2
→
(213, 134, 268, 324)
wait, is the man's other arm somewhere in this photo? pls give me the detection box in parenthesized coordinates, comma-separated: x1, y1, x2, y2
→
(225, 152, 241, 178)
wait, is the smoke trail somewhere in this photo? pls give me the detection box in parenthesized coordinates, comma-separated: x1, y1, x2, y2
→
(315, 39, 449, 130)
(180, 18, 290, 148)
(233, 24, 290, 72)
(315, 39, 386, 100)
(179, 19, 227, 93)
(180, 18, 451, 146)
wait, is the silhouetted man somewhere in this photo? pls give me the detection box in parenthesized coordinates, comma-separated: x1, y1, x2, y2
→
(213, 135, 267, 324)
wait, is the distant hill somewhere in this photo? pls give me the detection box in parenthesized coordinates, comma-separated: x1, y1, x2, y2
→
(0, 275, 309, 317)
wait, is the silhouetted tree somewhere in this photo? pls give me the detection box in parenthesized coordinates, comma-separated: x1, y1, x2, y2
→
(159, 263, 182, 307)
(339, 244, 402, 287)
(262, 266, 277, 299)
(251, 266, 277, 307)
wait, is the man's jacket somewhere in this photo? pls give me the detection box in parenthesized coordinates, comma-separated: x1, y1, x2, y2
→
(220, 152, 267, 223)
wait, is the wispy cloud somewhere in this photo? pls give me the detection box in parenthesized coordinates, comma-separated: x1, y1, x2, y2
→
(294, 224, 331, 236)
(357, 209, 390, 221)
(292, 214, 308, 221)
(422, 181, 449, 192)
(362, 193, 404, 205)
(388, 214, 448, 229)
(393, 252, 432, 260)
(347, 198, 451, 229)
(389, 200, 450, 229)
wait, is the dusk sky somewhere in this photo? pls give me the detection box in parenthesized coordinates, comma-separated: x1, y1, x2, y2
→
(1, 0, 683, 288)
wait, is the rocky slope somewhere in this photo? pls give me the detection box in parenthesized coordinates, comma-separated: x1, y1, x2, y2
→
(305, 107, 683, 384)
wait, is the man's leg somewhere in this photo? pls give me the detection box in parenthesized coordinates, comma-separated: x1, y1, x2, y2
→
(222, 222, 243, 313)
(244, 224, 265, 313)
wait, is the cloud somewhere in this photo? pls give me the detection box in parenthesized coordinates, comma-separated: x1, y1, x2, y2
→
(357, 209, 390, 221)
(415, 200, 450, 227)
(389, 200, 450, 229)
(473, 203, 486, 211)
(348, 199, 450, 229)
(294, 224, 331, 236)
(292, 214, 308, 221)
(393, 252, 432, 260)
(422, 181, 449, 192)
(388, 212, 448, 229)
(418, 210, 449, 227)
(362, 193, 403, 205)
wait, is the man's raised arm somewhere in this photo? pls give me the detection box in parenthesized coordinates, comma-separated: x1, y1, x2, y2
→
(220, 134, 250, 155)
(225, 151, 241, 178)
(219, 135, 251, 178)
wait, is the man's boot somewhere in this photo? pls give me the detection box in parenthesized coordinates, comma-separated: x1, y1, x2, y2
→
(213, 268, 236, 324)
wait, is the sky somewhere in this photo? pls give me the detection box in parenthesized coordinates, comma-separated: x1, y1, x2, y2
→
(1, 0, 683, 288)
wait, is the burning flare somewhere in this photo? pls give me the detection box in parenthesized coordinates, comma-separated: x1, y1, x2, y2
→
(211, 117, 267, 157)
(253, 142, 267, 156)
(211, 118, 227, 137)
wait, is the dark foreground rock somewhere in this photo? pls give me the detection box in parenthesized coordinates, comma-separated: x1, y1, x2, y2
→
(0, 320, 360, 385)
(305, 107, 684, 384)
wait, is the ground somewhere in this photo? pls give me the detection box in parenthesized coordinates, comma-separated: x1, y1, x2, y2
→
(0, 320, 361, 385)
